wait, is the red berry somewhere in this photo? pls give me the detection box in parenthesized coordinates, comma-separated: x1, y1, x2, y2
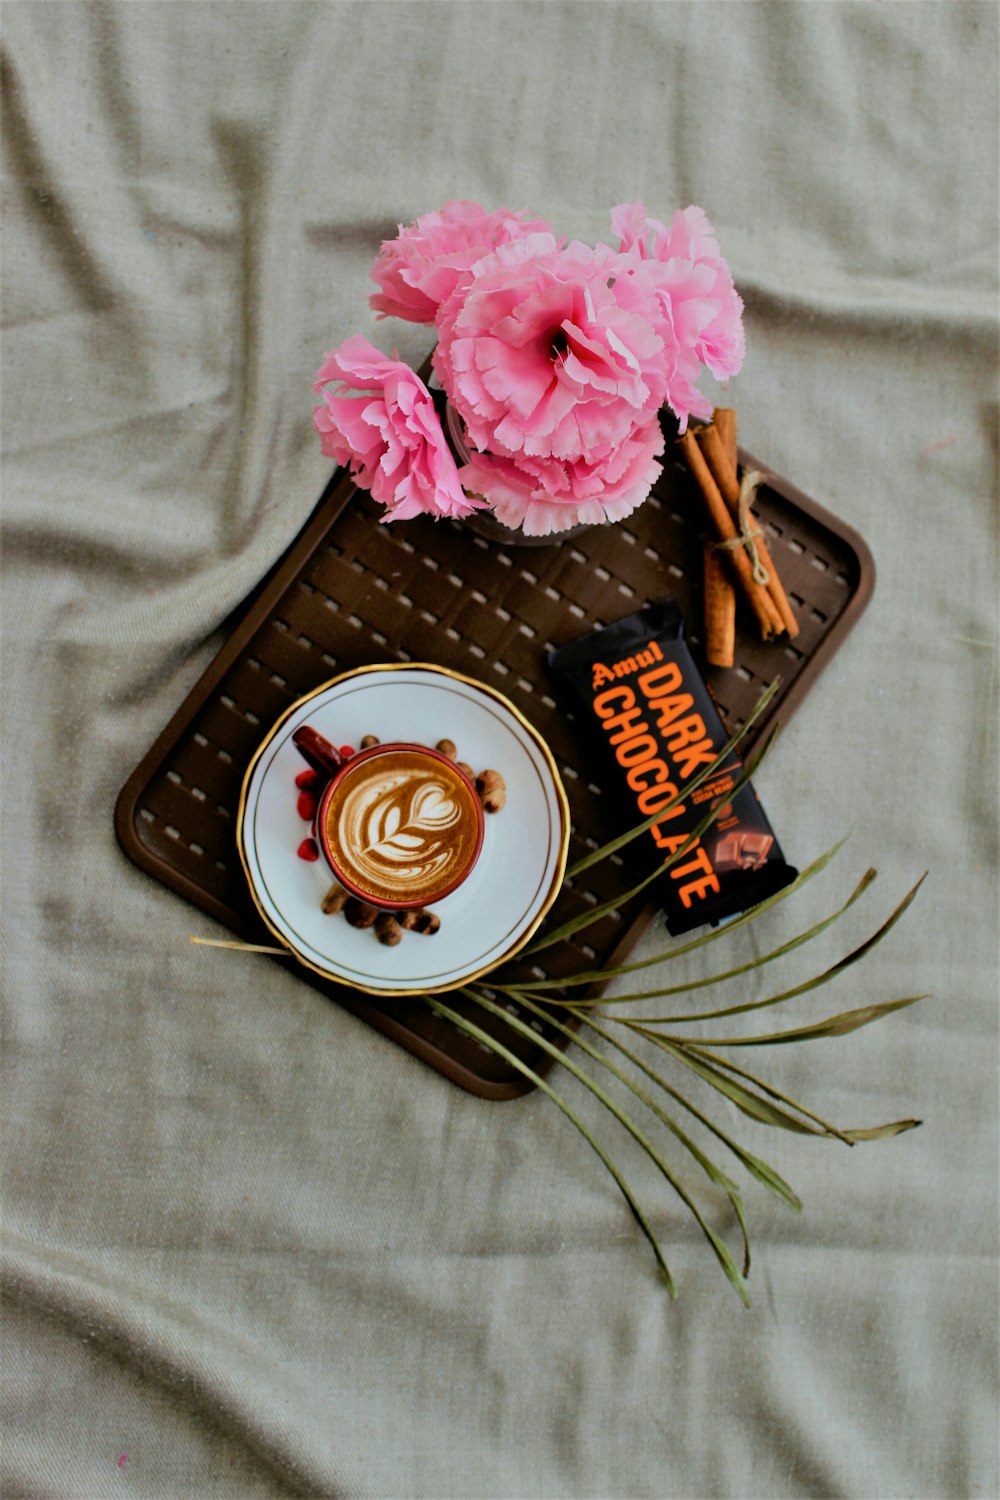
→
(295, 768, 319, 789)
(338, 745, 355, 760)
(296, 838, 320, 862)
(297, 791, 317, 821)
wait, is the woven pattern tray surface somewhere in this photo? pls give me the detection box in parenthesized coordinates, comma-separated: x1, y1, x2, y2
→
(116, 442, 874, 1097)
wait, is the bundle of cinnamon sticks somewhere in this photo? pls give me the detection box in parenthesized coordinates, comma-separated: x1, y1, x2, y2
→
(677, 409, 798, 667)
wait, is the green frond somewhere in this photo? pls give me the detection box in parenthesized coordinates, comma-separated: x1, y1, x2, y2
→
(426, 995, 677, 1294)
(462, 988, 750, 1303)
(491, 840, 856, 997)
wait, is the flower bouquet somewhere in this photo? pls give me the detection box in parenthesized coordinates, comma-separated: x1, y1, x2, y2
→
(312, 199, 746, 538)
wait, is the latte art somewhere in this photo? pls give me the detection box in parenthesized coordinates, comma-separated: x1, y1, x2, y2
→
(324, 749, 482, 905)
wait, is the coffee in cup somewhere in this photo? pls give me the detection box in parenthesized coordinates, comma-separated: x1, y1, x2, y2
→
(292, 727, 484, 910)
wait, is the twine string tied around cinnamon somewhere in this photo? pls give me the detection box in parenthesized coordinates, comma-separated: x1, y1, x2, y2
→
(711, 469, 770, 586)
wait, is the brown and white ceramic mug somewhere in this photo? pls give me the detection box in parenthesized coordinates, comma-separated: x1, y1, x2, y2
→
(292, 725, 485, 911)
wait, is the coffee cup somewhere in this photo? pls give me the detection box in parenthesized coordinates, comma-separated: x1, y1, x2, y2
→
(292, 725, 485, 911)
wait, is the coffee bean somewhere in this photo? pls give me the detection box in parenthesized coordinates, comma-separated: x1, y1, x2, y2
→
(321, 883, 348, 915)
(475, 769, 506, 813)
(344, 899, 378, 928)
(375, 912, 403, 946)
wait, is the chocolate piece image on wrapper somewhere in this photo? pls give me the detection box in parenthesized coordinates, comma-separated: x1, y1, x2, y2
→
(714, 830, 774, 873)
(548, 599, 797, 935)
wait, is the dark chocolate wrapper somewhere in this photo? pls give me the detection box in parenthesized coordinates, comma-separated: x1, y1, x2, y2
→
(548, 599, 797, 934)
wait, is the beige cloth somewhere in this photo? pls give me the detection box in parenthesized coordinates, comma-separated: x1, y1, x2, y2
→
(2, 3, 997, 1497)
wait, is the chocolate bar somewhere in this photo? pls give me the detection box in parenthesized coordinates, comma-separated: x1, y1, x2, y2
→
(548, 599, 796, 934)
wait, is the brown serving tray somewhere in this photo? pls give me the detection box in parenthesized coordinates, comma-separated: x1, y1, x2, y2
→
(115, 435, 874, 1098)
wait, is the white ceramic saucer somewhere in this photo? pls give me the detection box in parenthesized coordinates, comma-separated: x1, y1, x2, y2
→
(237, 664, 570, 995)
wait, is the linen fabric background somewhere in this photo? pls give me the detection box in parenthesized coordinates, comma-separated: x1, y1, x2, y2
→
(2, 3, 997, 1497)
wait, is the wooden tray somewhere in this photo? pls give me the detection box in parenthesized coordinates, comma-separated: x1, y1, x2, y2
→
(115, 439, 874, 1097)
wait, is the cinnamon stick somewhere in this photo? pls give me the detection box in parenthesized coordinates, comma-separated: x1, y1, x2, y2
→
(702, 405, 738, 664)
(714, 407, 738, 470)
(677, 429, 782, 639)
(702, 545, 736, 666)
(694, 421, 799, 639)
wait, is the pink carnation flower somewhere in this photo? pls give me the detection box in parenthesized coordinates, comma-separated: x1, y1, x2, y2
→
(457, 415, 665, 537)
(312, 335, 480, 521)
(609, 202, 745, 428)
(369, 200, 553, 324)
(433, 234, 668, 467)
